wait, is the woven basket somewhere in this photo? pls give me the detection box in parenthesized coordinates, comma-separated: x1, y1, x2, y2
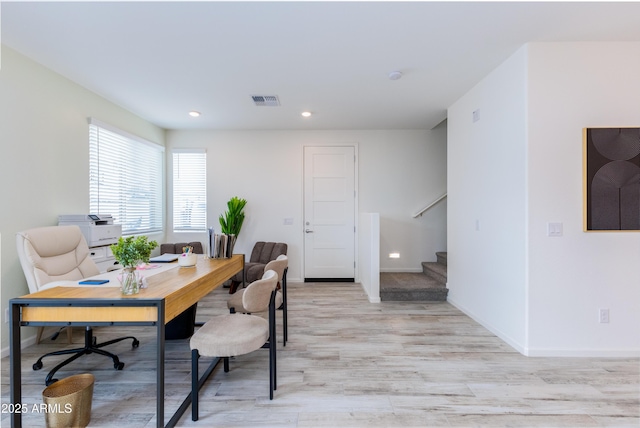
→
(42, 373, 94, 428)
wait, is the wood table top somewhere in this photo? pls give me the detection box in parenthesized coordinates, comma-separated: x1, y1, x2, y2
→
(14, 254, 243, 324)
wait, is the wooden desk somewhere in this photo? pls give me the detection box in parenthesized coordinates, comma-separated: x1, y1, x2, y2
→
(9, 254, 243, 428)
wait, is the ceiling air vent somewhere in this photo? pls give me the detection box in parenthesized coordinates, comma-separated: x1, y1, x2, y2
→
(251, 95, 280, 107)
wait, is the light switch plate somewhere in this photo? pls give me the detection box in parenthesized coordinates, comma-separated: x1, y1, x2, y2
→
(547, 222, 563, 237)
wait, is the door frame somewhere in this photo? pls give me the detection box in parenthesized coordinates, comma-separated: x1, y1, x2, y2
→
(302, 143, 359, 282)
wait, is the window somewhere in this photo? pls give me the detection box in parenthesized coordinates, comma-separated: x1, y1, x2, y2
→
(172, 149, 207, 231)
(89, 118, 164, 235)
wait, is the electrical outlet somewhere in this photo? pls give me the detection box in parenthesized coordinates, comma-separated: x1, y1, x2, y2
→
(599, 308, 610, 324)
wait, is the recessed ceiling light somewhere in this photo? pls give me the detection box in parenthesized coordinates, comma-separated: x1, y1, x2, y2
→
(301, 111, 312, 118)
(189, 111, 201, 117)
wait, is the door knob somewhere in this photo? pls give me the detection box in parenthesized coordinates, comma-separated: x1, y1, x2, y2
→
(305, 229, 314, 233)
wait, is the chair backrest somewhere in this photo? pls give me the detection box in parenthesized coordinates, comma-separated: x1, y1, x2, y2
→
(264, 255, 288, 287)
(249, 242, 287, 264)
(16, 225, 100, 293)
(242, 269, 278, 313)
(160, 241, 204, 255)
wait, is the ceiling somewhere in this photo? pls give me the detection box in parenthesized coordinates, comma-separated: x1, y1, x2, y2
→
(3, 1, 640, 131)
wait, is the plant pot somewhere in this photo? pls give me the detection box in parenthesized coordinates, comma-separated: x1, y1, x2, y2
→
(178, 253, 197, 267)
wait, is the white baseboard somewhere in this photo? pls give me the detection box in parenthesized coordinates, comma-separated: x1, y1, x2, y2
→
(524, 347, 640, 358)
(364, 282, 381, 303)
(1, 335, 37, 359)
(447, 295, 526, 355)
(448, 296, 640, 358)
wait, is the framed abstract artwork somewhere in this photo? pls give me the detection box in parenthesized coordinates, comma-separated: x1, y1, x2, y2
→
(583, 127, 640, 231)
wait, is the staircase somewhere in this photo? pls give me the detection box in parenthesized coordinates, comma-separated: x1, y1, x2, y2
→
(380, 252, 448, 301)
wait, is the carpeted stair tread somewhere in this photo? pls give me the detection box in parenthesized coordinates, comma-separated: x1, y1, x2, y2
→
(379, 272, 448, 302)
(380, 272, 445, 290)
(380, 252, 448, 302)
(422, 261, 447, 283)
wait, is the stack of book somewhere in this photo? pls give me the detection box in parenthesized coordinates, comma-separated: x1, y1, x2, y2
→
(208, 228, 236, 258)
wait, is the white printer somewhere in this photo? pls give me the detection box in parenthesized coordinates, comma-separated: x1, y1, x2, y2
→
(58, 214, 122, 247)
(58, 214, 122, 272)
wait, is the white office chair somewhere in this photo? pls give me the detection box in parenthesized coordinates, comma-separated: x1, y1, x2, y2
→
(16, 225, 139, 385)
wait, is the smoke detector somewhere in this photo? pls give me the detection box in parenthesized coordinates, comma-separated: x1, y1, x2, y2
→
(388, 71, 403, 81)
(251, 95, 280, 106)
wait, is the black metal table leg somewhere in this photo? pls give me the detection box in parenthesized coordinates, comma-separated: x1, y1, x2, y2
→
(157, 302, 165, 427)
(10, 302, 22, 428)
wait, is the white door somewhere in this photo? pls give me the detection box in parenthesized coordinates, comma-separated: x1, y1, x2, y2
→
(304, 146, 356, 280)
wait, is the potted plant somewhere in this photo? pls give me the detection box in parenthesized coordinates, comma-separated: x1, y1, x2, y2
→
(219, 196, 247, 236)
(214, 196, 247, 258)
(111, 236, 158, 295)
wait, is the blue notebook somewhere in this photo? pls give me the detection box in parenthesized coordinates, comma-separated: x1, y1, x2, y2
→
(79, 279, 109, 285)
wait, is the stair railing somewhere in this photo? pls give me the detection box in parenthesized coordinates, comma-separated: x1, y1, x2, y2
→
(413, 193, 447, 218)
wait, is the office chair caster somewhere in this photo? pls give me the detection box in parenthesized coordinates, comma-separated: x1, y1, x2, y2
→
(33, 361, 43, 371)
(132, 339, 140, 348)
(115, 362, 125, 370)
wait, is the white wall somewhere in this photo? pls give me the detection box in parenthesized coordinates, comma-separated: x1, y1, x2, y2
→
(526, 42, 640, 356)
(448, 42, 640, 357)
(0, 46, 165, 350)
(447, 46, 529, 352)
(359, 212, 380, 302)
(166, 129, 447, 282)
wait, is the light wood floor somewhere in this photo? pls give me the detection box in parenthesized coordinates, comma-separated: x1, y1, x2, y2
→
(2, 282, 639, 427)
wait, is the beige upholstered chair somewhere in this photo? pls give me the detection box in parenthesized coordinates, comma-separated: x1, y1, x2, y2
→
(190, 269, 278, 421)
(16, 225, 139, 385)
(227, 255, 289, 345)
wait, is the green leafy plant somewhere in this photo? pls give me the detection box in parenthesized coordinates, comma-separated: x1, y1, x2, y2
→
(111, 236, 158, 268)
(219, 196, 247, 236)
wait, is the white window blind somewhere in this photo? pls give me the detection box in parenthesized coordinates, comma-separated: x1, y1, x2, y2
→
(173, 149, 207, 231)
(89, 119, 164, 235)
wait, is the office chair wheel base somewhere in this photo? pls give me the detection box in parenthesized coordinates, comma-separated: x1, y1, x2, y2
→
(115, 362, 125, 370)
(132, 339, 140, 348)
(33, 361, 43, 371)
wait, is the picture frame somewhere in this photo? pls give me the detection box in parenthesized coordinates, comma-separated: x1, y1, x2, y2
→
(583, 127, 640, 231)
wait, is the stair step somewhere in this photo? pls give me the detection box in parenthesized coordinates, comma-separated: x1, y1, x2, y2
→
(379, 273, 448, 302)
(422, 261, 447, 284)
(380, 287, 448, 301)
(379, 252, 448, 302)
